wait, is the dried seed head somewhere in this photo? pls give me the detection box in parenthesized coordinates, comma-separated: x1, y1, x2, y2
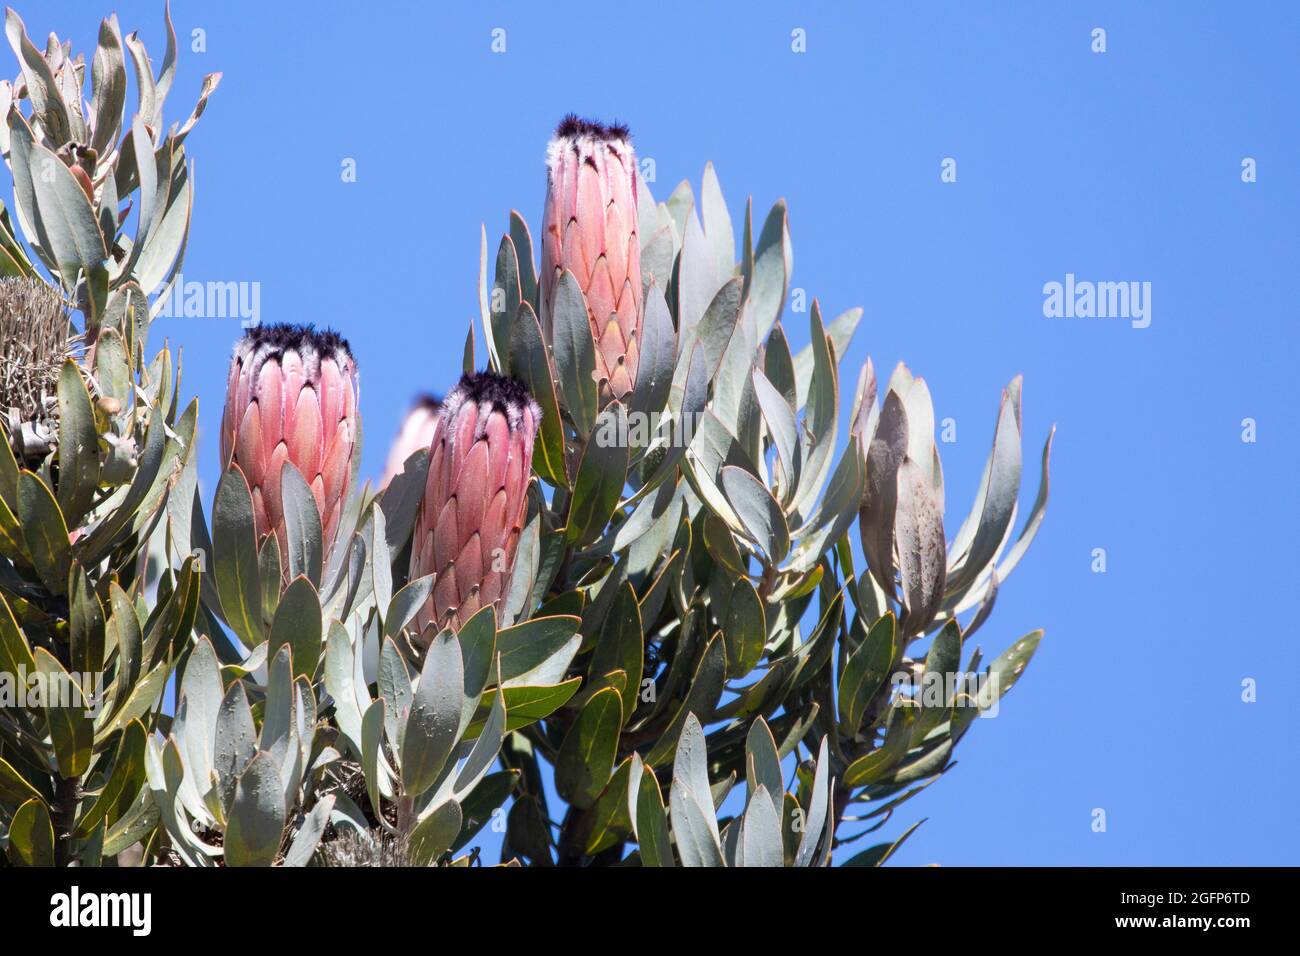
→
(318, 828, 414, 868)
(0, 277, 76, 462)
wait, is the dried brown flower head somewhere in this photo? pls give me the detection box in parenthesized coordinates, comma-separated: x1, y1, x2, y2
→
(0, 277, 77, 462)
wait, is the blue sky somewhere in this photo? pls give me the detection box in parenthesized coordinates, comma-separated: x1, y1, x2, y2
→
(21, 0, 1298, 865)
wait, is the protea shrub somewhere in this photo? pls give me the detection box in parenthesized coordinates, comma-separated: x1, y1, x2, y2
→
(461, 113, 1055, 867)
(0, 5, 1056, 871)
(0, 5, 215, 867)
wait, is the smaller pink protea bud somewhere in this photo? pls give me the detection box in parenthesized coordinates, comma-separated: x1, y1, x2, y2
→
(378, 394, 441, 489)
(409, 372, 540, 636)
(220, 324, 359, 558)
(541, 115, 641, 403)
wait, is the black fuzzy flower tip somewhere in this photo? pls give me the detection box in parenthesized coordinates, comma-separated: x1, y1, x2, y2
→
(555, 114, 631, 142)
(452, 371, 536, 415)
(412, 392, 442, 412)
(244, 322, 351, 361)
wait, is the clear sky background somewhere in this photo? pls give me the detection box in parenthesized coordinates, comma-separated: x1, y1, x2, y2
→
(20, 0, 1298, 865)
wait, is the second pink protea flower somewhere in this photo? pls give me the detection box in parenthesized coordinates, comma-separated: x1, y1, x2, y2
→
(540, 115, 642, 403)
(220, 324, 359, 559)
(409, 372, 540, 637)
(379, 394, 441, 489)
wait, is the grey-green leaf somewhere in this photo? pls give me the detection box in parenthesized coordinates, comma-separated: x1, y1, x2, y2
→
(555, 686, 622, 810)
(56, 361, 99, 527)
(551, 269, 598, 437)
(567, 402, 630, 548)
(281, 463, 323, 588)
(269, 576, 323, 681)
(741, 785, 784, 867)
(720, 464, 790, 564)
(211, 466, 264, 647)
(224, 752, 287, 867)
(400, 630, 463, 797)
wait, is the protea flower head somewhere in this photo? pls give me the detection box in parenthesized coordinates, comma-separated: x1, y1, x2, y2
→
(409, 371, 540, 637)
(541, 115, 641, 403)
(220, 323, 359, 558)
(379, 394, 441, 489)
